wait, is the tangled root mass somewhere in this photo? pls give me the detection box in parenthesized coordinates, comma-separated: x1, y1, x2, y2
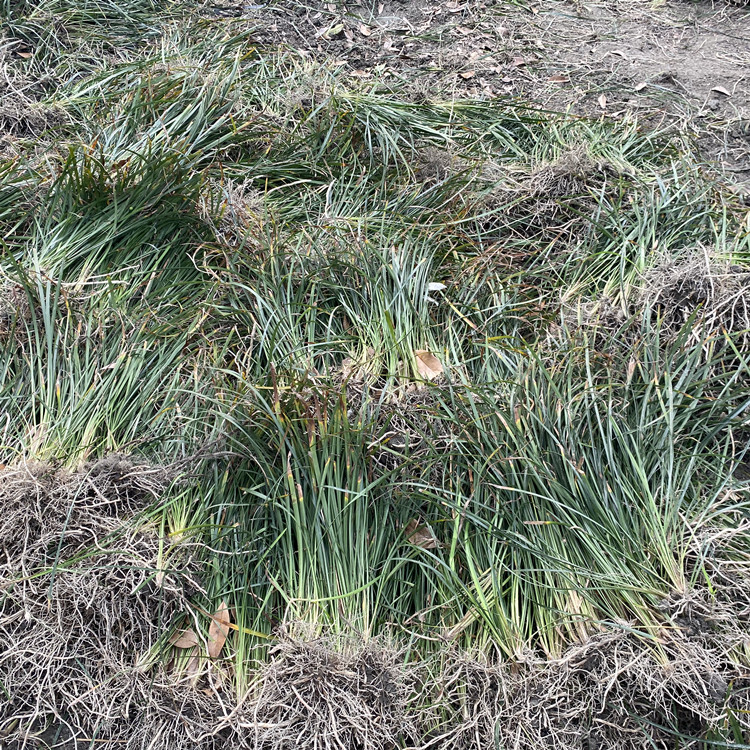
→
(0, 459, 224, 750)
(2, 462, 750, 749)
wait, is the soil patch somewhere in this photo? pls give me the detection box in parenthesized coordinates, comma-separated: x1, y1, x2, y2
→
(205, 0, 749, 185)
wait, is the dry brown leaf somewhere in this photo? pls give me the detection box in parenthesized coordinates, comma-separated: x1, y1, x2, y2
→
(598, 93, 608, 109)
(711, 85, 731, 97)
(548, 74, 569, 83)
(185, 652, 201, 682)
(359, 23, 372, 36)
(415, 350, 443, 380)
(17, 51, 32, 59)
(511, 57, 526, 67)
(459, 70, 476, 79)
(634, 81, 647, 92)
(171, 628, 200, 649)
(207, 600, 231, 659)
(626, 358, 637, 383)
(405, 519, 439, 549)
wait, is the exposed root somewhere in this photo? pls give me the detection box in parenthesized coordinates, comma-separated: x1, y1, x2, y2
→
(0, 281, 31, 345)
(0, 100, 66, 144)
(3, 462, 750, 749)
(431, 624, 749, 750)
(640, 252, 750, 343)
(0, 49, 67, 156)
(0, 458, 171, 574)
(197, 178, 265, 249)
(550, 295, 633, 351)
(242, 633, 419, 750)
(0, 459, 226, 750)
(548, 251, 750, 352)
(412, 147, 474, 185)
(484, 148, 627, 246)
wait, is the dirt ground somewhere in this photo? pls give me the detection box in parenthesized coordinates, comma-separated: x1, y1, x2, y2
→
(206, 0, 750, 187)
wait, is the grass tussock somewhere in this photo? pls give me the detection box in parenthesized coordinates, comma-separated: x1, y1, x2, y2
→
(1, 0, 750, 747)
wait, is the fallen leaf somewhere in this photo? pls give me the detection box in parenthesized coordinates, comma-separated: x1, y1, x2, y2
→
(598, 93, 608, 109)
(405, 519, 439, 549)
(0, 464, 6, 471)
(415, 350, 443, 380)
(711, 85, 731, 97)
(626, 358, 637, 383)
(548, 74, 569, 83)
(207, 601, 231, 659)
(427, 282, 446, 292)
(634, 81, 647, 92)
(378, 2, 384, 13)
(359, 23, 372, 36)
(511, 56, 526, 67)
(171, 628, 200, 649)
(185, 652, 201, 681)
(459, 70, 476, 79)
(17, 51, 32, 59)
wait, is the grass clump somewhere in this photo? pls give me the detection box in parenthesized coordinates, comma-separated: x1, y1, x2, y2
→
(1, 2, 750, 748)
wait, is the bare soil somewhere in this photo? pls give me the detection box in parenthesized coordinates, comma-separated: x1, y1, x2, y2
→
(207, 0, 750, 186)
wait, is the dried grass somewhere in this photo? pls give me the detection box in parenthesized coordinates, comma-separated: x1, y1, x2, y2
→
(640, 251, 750, 344)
